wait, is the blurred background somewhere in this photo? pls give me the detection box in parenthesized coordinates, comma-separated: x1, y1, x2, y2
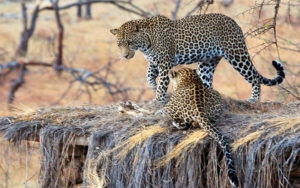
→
(0, 0, 299, 187)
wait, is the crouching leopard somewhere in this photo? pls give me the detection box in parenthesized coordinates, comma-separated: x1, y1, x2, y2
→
(163, 67, 239, 187)
(110, 13, 285, 104)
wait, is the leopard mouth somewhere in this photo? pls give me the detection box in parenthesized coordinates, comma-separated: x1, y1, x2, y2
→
(121, 48, 135, 59)
(124, 53, 134, 59)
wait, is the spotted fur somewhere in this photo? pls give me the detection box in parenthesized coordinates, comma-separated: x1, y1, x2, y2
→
(111, 13, 285, 104)
(164, 67, 239, 187)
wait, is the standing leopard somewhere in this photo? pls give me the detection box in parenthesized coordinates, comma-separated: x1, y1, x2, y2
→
(110, 13, 285, 104)
(163, 67, 239, 187)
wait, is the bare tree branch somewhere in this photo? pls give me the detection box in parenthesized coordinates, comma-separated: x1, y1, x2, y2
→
(277, 35, 300, 53)
(235, 2, 275, 19)
(21, 2, 27, 32)
(221, 0, 234, 7)
(258, 0, 265, 19)
(51, 0, 64, 67)
(110, 1, 151, 17)
(172, 0, 181, 20)
(272, 0, 281, 60)
(28, 2, 40, 38)
(84, 0, 92, 19)
(1, 59, 134, 104)
(0, 61, 20, 71)
(8, 65, 25, 104)
(54, 81, 75, 104)
(185, 0, 214, 17)
(40, 0, 151, 18)
(77, 0, 83, 18)
(250, 41, 274, 60)
(16, 1, 40, 57)
(279, 86, 300, 101)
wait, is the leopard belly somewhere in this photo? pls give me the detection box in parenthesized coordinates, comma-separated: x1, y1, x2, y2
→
(174, 46, 223, 66)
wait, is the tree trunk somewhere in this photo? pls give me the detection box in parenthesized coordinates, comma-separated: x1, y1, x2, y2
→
(52, 0, 64, 68)
(16, 2, 29, 57)
(84, 0, 92, 19)
(77, 0, 82, 18)
(17, 31, 30, 57)
(16, 2, 40, 57)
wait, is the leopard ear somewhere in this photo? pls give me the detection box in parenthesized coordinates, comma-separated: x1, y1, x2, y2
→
(110, 29, 118, 35)
(169, 70, 177, 78)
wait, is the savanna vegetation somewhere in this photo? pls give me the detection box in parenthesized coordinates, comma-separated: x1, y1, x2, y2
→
(0, 0, 299, 187)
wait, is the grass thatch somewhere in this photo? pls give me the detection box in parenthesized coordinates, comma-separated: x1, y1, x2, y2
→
(0, 98, 299, 188)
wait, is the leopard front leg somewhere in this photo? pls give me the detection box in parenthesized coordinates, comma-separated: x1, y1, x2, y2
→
(146, 64, 159, 91)
(151, 29, 175, 105)
(155, 67, 170, 105)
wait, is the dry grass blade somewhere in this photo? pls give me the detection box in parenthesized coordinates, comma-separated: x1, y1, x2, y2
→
(110, 124, 166, 159)
(156, 130, 208, 167)
(232, 130, 264, 151)
(264, 116, 300, 138)
(232, 115, 300, 151)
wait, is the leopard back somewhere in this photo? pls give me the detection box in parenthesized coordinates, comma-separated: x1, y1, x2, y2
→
(165, 68, 224, 122)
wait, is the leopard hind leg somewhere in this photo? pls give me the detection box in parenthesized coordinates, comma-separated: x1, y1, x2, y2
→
(223, 46, 263, 101)
(198, 57, 222, 89)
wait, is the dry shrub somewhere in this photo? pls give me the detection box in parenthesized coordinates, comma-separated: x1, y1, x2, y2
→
(0, 99, 299, 188)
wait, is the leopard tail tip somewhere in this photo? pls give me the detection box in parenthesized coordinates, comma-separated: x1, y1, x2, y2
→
(228, 172, 239, 187)
(272, 60, 285, 84)
(272, 60, 284, 71)
(260, 60, 285, 86)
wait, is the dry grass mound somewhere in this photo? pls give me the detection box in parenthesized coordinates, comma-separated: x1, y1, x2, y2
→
(0, 98, 299, 188)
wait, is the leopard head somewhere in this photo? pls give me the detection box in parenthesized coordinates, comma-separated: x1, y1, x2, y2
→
(110, 21, 151, 59)
(168, 68, 199, 90)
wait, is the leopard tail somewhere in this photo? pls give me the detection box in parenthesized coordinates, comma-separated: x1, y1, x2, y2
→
(197, 119, 239, 187)
(259, 60, 285, 86)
